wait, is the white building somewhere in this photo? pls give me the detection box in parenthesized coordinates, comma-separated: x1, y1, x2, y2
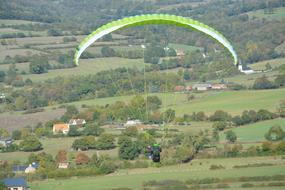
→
(125, 119, 142, 127)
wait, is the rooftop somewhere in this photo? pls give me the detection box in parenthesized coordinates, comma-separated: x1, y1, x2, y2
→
(3, 177, 27, 188)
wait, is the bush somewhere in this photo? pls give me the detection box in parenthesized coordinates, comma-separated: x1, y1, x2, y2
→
(213, 121, 227, 131)
(241, 183, 254, 188)
(265, 125, 285, 141)
(19, 135, 42, 152)
(210, 164, 225, 170)
(225, 130, 237, 143)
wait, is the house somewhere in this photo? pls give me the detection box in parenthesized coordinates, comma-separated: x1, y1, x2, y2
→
(176, 49, 185, 57)
(0, 138, 13, 147)
(25, 164, 36, 174)
(125, 119, 142, 127)
(211, 84, 227, 90)
(12, 165, 27, 173)
(174, 85, 185, 92)
(115, 124, 126, 130)
(69, 119, 86, 126)
(238, 63, 262, 75)
(2, 177, 28, 190)
(193, 84, 212, 91)
(185, 86, 192, 91)
(58, 162, 69, 169)
(52, 124, 70, 135)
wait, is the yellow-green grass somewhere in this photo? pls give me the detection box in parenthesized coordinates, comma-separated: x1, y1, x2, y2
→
(250, 58, 285, 70)
(168, 88, 285, 116)
(220, 118, 285, 143)
(247, 7, 285, 20)
(0, 19, 43, 25)
(22, 58, 147, 82)
(0, 48, 44, 60)
(169, 43, 202, 52)
(0, 62, 30, 73)
(208, 70, 279, 87)
(30, 156, 285, 190)
(0, 137, 118, 162)
(276, 42, 285, 55)
(53, 88, 285, 116)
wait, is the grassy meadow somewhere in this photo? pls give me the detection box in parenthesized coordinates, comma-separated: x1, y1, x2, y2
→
(220, 118, 285, 143)
(30, 156, 285, 190)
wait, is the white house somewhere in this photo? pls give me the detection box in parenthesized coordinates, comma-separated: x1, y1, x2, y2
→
(125, 119, 142, 127)
(69, 119, 86, 126)
(193, 84, 212, 91)
(238, 63, 262, 75)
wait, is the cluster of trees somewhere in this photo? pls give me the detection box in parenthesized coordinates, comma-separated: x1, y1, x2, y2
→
(0, 134, 42, 153)
(252, 74, 285, 90)
(72, 134, 115, 151)
(2, 68, 181, 111)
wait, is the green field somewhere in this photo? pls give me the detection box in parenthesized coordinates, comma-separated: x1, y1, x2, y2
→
(30, 156, 285, 190)
(250, 58, 285, 70)
(22, 58, 147, 82)
(220, 118, 285, 143)
(209, 70, 279, 87)
(247, 7, 285, 20)
(169, 88, 285, 116)
(1, 88, 284, 131)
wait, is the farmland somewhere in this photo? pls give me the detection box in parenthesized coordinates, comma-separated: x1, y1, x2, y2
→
(30, 156, 285, 190)
(1, 88, 284, 130)
(220, 118, 285, 143)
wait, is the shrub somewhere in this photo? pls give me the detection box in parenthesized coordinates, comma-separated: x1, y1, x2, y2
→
(265, 125, 285, 141)
(210, 164, 225, 170)
(19, 135, 42, 152)
(241, 183, 254, 188)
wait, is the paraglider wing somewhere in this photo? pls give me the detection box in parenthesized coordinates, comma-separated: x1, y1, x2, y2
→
(74, 14, 238, 66)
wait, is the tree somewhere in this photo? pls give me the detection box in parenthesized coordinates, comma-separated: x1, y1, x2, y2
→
(0, 71, 5, 82)
(253, 75, 275, 89)
(61, 105, 79, 122)
(68, 126, 81, 137)
(12, 130, 22, 140)
(118, 136, 140, 160)
(183, 70, 190, 80)
(163, 109, 176, 123)
(213, 121, 227, 131)
(210, 110, 231, 121)
(146, 96, 162, 111)
(19, 135, 42, 152)
(55, 150, 67, 163)
(0, 128, 9, 138)
(122, 126, 138, 137)
(0, 181, 6, 190)
(257, 109, 274, 121)
(75, 153, 90, 165)
(29, 55, 49, 74)
(212, 129, 219, 142)
(275, 74, 285, 87)
(225, 130, 237, 143)
(96, 134, 115, 150)
(278, 100, 285, 118)
(101, 46, 116, 57)
(265, 125, 285, 141)
(83, 123, 104, 136)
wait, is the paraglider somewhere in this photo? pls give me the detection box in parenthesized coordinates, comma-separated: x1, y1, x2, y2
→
(74, 14, 238, 66)
(147, 143, 162, 163)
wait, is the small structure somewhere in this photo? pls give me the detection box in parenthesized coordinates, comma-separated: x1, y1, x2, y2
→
(193, 84, 212, 91)
(125, 119, 142, 127)
(53, 124, 70, 135)
(2, 177, 28, 190)
(69, 119, 86, 126)
(174, 85, 185, 92)
(24, 164, 36, 174)
(0, 138, 13, 147)
(115, 124, 126, 130)
(58, 162, 69, 169)
(12, 165, 27, 173)
(211, 84, 227, 90)
(238, 62, 262, 75)
(176, 49, 185, 57)
(185, 86, 192, 92)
